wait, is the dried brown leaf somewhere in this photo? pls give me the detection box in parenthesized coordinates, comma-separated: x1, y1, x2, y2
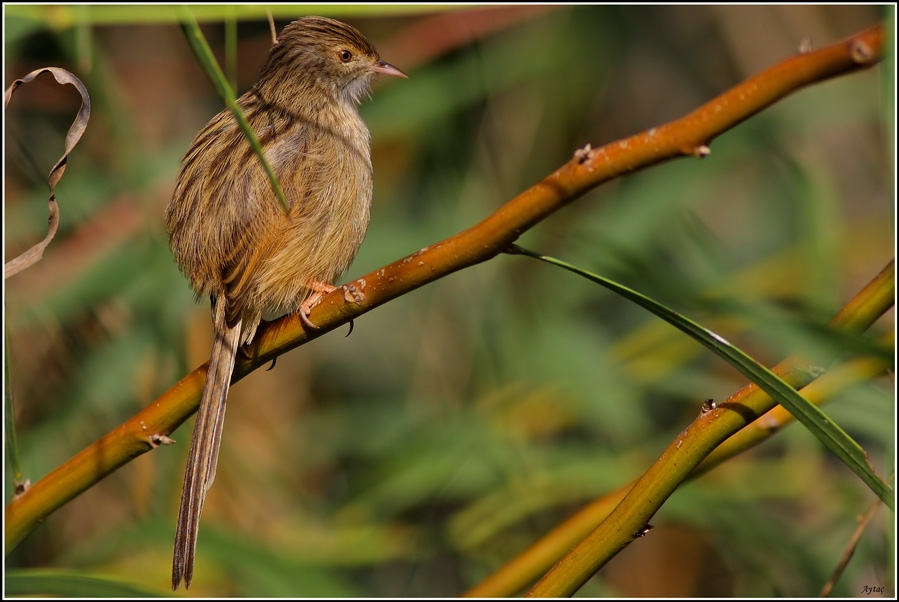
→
(4, 67, 91, 279)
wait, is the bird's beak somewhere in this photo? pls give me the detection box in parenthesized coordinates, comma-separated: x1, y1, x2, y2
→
(371, 60, 408, 79)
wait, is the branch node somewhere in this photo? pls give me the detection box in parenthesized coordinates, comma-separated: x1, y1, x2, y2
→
(692, 144, 711, 158)
(150, 434, 176, 447)
(850, 39, 875, 65)
(798, 37, 813, 54)
(574, 143, 593, 164)
(342, 281, 366, 305)
(13, 479, 31, 498)
(807, 364, 827, 378)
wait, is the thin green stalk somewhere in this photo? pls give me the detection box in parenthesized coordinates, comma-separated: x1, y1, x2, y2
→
(4, 330, 24, 490)
(177, 7, 288, 213)
(224, 12, 237, 91)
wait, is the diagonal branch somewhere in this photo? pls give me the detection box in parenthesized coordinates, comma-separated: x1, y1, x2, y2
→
(4, 23, 884, 552)
(467, 329, 895, 597)
(523, 260, 894, 598)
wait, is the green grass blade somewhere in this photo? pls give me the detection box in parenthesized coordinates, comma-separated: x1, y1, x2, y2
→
(4, 330, 24, 487)
(510, 245, 894, 510)
(177, 7, 289, 213)
(5, 569, 169, 597)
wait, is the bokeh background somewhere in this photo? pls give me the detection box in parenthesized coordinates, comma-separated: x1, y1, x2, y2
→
(4, 5, 894, 597)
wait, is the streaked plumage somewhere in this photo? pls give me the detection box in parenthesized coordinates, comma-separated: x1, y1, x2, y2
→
(165, 16, 405, 589)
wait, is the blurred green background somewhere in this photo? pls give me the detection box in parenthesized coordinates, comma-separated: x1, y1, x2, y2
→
(4, 5, 894, 597)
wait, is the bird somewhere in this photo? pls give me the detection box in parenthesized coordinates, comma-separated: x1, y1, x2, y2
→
(164, 16, 406, 589)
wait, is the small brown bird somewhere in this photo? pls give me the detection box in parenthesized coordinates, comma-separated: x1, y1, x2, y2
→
(165, 16, 405, 590)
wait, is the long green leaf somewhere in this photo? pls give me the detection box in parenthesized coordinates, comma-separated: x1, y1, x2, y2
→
(510, 244, 894, 510)
(177, 8, 289, 213)
(5, 569, 168, 597)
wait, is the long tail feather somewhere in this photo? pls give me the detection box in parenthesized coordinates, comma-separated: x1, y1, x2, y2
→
(172, 301, 241, 590)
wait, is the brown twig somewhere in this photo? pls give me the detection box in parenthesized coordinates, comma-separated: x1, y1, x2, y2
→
(820, 473, 893, 597)
(3, 23, 884, 553)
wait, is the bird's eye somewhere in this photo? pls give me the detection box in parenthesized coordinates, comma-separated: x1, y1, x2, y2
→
(338, 50, 353, 63)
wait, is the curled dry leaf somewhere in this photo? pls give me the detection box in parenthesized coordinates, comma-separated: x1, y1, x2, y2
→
(4, 67, 91, 279)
